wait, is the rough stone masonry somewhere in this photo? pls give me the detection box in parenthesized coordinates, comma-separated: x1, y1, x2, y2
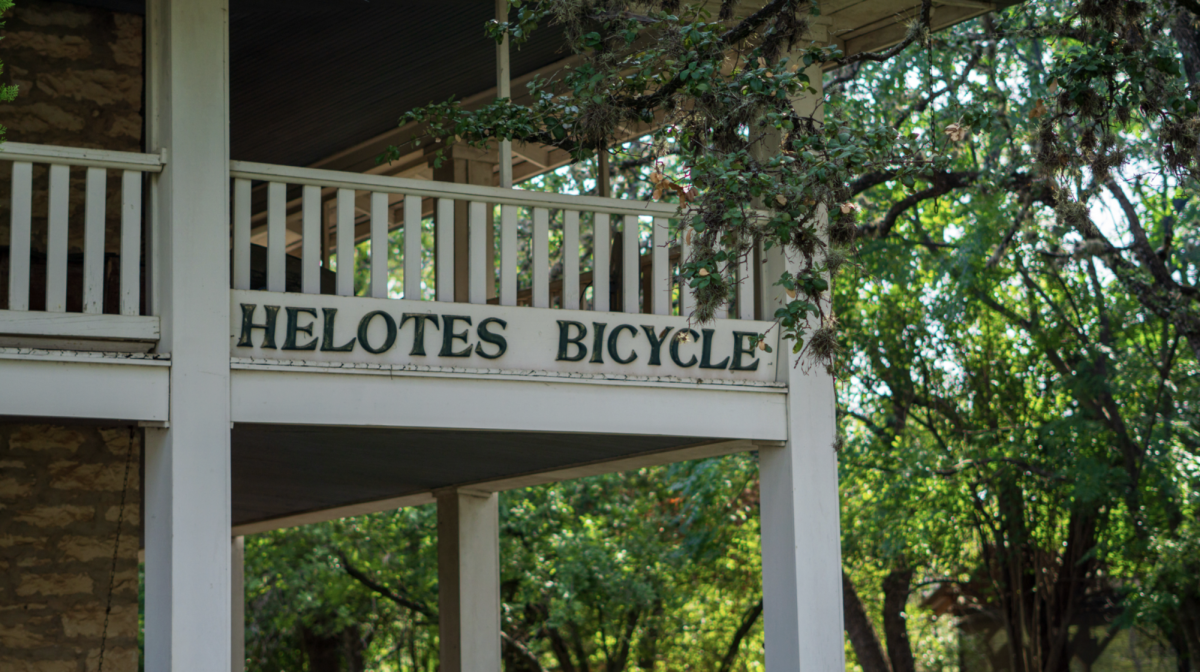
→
(0, 424, 141, 672)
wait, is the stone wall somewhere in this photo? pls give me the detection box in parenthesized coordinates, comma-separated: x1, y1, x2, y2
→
(0, 0, 145, 310)
(0, 424, 141, 672)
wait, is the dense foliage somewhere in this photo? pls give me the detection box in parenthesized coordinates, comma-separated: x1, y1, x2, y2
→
(243, 1, 1200, 670)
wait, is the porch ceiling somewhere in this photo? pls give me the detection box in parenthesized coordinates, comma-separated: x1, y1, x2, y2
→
(65, 0, 1022, 174)
(231, 425, 707, 528)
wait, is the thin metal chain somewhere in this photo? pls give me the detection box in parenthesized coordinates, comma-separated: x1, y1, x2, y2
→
(98, 426, 136, 672)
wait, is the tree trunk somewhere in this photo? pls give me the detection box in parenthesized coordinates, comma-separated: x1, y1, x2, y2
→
(882, 567, 916, 672)
(300, 625, 342, 672)
(718, 599, 764, 672)
(843, 571, 892, 672)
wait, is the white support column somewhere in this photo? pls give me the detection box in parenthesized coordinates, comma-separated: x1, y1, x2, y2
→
(437, 488, 502, 672)
(758, 64, 845, 672)
(232, 536, 246, 672)
(144, 1, 233, 672)
(496, 0, 513, 189)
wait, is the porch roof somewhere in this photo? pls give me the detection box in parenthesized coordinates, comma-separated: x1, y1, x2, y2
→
(65, 0, 1020, 174)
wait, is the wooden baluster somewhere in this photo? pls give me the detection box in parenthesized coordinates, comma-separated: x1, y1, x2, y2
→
(233, 178, 252, 290)
(563, 211, 580, 310)
(370, 191, 388, 298)
(120, 171, 142, 316)
(499, 204, 517, 306)
(469, 201, 487, 304)
(436, 198, 454, 302)
(737, 247, 755, 320)
(336, 188, 355, 296)
(532, 207, 549, 308)
(302, 185, 321, 295)
(622, 215, 638, 314)
(403, 195, 422, 300)
(7, 162, 32, 311)
(593, 213, 610, 312)
(651, 217, 669, 316)
(267, 181, 286, 292)
(45, 164, 69, 312)
(82, 168, 107, 313)
(680, 223, 694, 318)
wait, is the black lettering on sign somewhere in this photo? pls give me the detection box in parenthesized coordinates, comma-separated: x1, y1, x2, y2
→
(731, 331, 761, 371)
(670, 329, 700, 367)
(440, 315, 473, 357)
(607, 324, 639, 364)
(475, 317, 508, 359)
(320, 308, 356, 352)
(237, 304, 280, 349)
(640, 325, 670, 366)
(400, 313, 439, 356)
(699, 329, 730, 370)
(282, 307, 319, 351)
(556, 320, 588, 362)
(590, 322, 608, 364)
(357, 311, 397, 354)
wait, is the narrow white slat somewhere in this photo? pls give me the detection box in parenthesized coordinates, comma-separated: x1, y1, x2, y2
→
(716, 242, 730, 319)
(622, 215, 638, 313)
(336, 188, 355, 296)
(651, 217, 669, 316)
(7, 162, 32, 311)
(267, 181, 287, 292)
(82, 167, 107, 313)
(119, 171, 142, 316)
(403, 195, 422, 300)
(233, 178, 252, 290)
(593, 213, 610, 312)
(532, 207, 549, 308)
(499, 204, 517, 306)
(436, 198, 454, 302)
(45, 164, 69, 313)
(370, 191, 389, 298)
(680, 225, 694, 317)
(563, 210, 580, 310)
(468, 201, 487, 304)
(738, 248, 755, 320)
(301, 185, 321, 294)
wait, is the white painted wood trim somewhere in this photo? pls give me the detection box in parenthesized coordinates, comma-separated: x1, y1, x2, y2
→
(499, 204, 517, 306)
(436, 198, 455, 302)
(370, 191, 389, 298)
(593, 213, 610, 312)
(7, 162, 32, 311)
(680, 224, 694, 318)
(0, 141, 165, 172)
(233, 178, 252, 291)
(46, 164, 69, 313)
(0, 310, 160, 340)
(622, 215, 638, 313)
(302, 185, 321, 295)
(438, 489, 501, 672)
(83, 167, 107, 314)
(652, 217, 669, 315)
(403, 195, 423, 300)
(468, 201, 487, 304)
(230, 160, 680, 218)
(267, 182, 286, 293)
(336, 188, 355, 296)
(0, 355, 169, 420)
(532, 207, 549, 308)
(120, 170, 143, 316)
(563, 210, 580, 310)
(738, 249, 755, 320)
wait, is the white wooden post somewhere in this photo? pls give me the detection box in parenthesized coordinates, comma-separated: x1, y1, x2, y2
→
(144, 1, 233, 672)
(232, 536, 246, 672)
(758, 64, 845, 672)
(437, 488, 502, 672)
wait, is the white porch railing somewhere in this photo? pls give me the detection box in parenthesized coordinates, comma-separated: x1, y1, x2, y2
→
(0, 142, 162, 341)
(230, 161, 756, 318)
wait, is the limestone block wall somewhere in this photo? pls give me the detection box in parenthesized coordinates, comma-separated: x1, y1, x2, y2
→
(0, 0, 145, 311)
(0, 424, 141, 672)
